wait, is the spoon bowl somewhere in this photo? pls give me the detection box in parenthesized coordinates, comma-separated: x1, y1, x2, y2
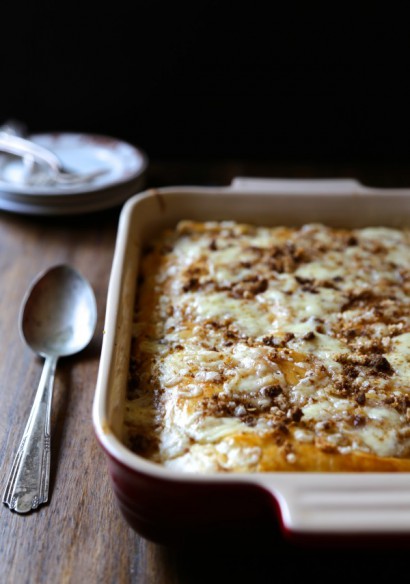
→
(21, 265, 97, 358)
(3, 264, 97, 514)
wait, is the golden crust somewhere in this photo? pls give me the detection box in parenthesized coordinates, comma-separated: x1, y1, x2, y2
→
(231, 434, 410, 472)
(124, 220, 410, 473)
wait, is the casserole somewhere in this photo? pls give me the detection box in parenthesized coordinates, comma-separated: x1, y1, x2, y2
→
(93, 177, 410, 544)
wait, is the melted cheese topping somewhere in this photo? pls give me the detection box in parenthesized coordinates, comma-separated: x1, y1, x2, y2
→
(124, 220, 410, 473)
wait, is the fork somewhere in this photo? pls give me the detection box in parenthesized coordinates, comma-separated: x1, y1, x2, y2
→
(0, 123, 107, 186)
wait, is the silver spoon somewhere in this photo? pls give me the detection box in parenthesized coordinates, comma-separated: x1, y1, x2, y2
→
(3, 264, 97, 513)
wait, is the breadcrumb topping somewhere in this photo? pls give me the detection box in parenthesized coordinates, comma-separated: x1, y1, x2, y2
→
(124, 221, 410, 472)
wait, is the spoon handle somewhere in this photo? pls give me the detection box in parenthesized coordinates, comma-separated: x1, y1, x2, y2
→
(3, 355, 58, 513)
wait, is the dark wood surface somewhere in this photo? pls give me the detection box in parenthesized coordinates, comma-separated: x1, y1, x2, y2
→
(2, 159, 410, 584)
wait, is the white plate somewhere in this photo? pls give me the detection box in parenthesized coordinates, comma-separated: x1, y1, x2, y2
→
(0, 172, 146, 215)
(0, 132, 148, 198)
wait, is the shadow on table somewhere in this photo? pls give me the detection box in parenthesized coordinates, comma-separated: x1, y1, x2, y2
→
(157, 518, 410, 584)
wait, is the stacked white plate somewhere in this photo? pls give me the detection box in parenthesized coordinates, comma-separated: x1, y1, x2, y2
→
(0, 132, 148, 215)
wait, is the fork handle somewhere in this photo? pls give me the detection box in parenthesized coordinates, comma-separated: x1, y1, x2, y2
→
(0, 131, 63, 173)
(3, 355, 58, 513)
(0, 119, 28, 138)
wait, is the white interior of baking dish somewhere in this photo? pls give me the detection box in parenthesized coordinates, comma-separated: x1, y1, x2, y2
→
(93, 177, 410, 536)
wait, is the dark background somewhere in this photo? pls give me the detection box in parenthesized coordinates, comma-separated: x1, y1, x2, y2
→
(1, 2, 410, 168)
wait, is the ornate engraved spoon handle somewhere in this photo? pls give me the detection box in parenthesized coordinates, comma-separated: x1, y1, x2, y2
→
(3, 356, 58, 513)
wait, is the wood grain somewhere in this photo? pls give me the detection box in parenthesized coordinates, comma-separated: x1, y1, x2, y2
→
(2, 162, 410, 583)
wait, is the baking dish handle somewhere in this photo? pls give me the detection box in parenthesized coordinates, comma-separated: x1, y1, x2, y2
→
(257, 474, 410, 538)
(230, 176, 367, 194)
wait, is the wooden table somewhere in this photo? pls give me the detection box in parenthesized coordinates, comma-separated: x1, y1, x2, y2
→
(2, 159, 410, 583)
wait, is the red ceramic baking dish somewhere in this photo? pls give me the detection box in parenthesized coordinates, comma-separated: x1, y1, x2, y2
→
(93, 177, 410, 545)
